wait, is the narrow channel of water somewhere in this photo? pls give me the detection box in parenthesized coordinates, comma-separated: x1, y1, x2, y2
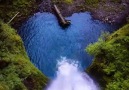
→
(19, 12, 117, 78)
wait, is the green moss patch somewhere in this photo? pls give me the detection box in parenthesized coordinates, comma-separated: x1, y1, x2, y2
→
(0, 0, 40, 28)
(52, 0, 73, 4)
(0, 21, 48, 90)
(85, 0, 99, 5)
(86, 24, 129, 89)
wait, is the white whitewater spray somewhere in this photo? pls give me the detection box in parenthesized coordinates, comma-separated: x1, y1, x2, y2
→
(46, 57, 99, 90)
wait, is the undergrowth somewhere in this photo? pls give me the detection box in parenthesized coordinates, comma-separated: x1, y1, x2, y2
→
(86, 24, 129, 89)
(0, 21, 47, 90)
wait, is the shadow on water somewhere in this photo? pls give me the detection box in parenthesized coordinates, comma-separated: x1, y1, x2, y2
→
(19, 12, 118, 78)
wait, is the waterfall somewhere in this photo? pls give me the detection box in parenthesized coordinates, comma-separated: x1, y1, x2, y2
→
(46, 57, 99, 90)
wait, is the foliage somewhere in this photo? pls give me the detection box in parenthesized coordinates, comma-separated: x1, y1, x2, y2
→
(0, 21, 48, 90)
(0, 0, 39, 26)
(86, 24, 129, 89)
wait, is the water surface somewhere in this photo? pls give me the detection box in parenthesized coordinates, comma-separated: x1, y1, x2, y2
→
(46, 57, 99, 90)
(19, 12, 117, 78)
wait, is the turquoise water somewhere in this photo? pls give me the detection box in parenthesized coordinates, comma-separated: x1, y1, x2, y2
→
(19, 12, 117, 78)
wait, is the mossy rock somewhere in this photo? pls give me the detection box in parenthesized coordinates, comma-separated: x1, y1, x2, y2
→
(0, 0, 40, 29)
(86, 24, 129, 89)
(0, 21, 48, 90)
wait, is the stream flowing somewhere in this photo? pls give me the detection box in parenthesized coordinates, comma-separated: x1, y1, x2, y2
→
(19, 12, 117, 90)
(46, 57, 99, 90)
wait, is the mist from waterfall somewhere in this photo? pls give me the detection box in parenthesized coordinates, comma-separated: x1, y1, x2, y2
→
(46, 57, 99, 90)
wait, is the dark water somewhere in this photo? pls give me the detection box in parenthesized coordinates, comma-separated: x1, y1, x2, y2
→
(19, 12, 117, 78)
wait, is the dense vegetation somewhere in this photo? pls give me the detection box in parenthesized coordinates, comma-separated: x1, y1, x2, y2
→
(86, 24, 129, 90)
(0, 0, 41, 28)
(0, 21, 47, 90)
(0, 0, 129, 89)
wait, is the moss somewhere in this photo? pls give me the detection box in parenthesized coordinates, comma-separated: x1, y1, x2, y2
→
(0, 0, 40, 28)
(85, 0, 99, 5)
(86, 24, 129, 89)
(64, 0, 73, 4)
(0, 21, 48, 90)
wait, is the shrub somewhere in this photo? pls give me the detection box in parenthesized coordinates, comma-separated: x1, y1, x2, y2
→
(86, 24, 129, 89)
(0, 21, 48, 90)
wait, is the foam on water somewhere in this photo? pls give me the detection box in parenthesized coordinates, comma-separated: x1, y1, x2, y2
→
(46, 57, 99, 90)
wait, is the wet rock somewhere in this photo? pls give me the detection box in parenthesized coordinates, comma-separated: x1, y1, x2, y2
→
(40, 0, 129, 24)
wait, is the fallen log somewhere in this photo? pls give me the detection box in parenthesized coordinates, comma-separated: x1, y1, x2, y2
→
(7, 12, 19, 24)
(53, 4, 70, 28)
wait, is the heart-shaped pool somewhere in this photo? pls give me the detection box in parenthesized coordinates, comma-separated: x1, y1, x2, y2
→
(19, 12, 118, 78)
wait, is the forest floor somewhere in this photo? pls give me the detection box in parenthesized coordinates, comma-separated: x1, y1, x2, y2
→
(0, 0, 129, 29)
(0, 0, 41, 29)
(41, 0, 129, 25)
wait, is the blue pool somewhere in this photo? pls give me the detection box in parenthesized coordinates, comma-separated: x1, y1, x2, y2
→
(19, 12, 117, 78)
